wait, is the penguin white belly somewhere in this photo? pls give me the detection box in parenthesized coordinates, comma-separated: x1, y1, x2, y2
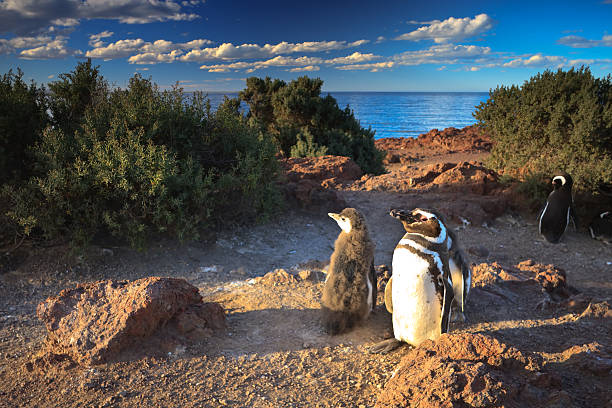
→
(391, 247, 441, 346)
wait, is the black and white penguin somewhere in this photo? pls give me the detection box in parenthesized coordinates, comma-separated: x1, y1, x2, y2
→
(321, 208, 377, 335)
(589, 211, 612, 244)
(538, 174, 578, 243)
(370, 208, 453, 353)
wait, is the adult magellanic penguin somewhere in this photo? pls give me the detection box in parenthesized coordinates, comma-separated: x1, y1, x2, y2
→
(539, 174, 578, 243)
(589, 211, 612, 244)
(370, 208, 453, 353)
(321, 208, 377, 335)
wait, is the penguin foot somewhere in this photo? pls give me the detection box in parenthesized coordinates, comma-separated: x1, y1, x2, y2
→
(368, 338, 402, 354)
(451, 310, 467, 323)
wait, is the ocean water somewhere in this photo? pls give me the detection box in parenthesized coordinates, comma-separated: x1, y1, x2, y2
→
(205, 91, 489, 139)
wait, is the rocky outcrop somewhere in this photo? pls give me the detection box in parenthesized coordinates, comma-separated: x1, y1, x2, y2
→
(375, 333, 566, 408)
(375, 125, 492, 154)
(279, 155, 361, 210)
(353, 161, 500, 195)
(281, 155, 362, 184)
(33, 277, 225, 368)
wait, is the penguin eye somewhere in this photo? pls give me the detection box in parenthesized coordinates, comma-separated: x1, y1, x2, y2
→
(419, 215, 429, 222)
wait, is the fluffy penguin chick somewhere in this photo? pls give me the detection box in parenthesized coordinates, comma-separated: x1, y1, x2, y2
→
(321, 208, 376, 335)
(589, 211, 612, 244)
(539, 174, 578, 243)
(371, 208, 453, 353)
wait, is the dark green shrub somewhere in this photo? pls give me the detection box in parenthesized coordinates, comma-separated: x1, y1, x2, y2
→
(48, 59, 108, 136)
(0, 69, 48, 183)
(2, 63, 283, 249)
(474, 67, 612, 194)
(240, 76, 385, 174)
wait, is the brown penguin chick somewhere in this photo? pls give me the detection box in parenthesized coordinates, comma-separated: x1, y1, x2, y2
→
(321, 208, 377, 335)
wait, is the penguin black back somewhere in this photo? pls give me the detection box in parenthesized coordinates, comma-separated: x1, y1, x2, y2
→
(539, 174, 577, 243)
(589, 211, 612, 244)
(321, 208, 376, 335)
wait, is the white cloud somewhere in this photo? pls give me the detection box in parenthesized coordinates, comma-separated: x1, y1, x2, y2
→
(326, 52, 379, 64)
(396, 13, 494, 43)
(393, 44, 492, 66)
(0, 0, 201, 36)
(87, 37, 212, 62)
(0, 35, 52, 54)
(502, 54, 565, 68)
(558, 34, 612, 48)
(86, 38, 145, 59)
(180, 39, 368, 62)
(128, 49, 184, 64)
(289, 65, 320, 72)
(336, 61, 395, 72)
(89, 30, 113, 47)
(19, 38, 75, 59)
(197, 52, 379, 72)
(88, 37, 368, 65)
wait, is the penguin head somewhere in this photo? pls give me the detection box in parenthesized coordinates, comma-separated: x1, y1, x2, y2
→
(552, 174, 573, 191)
(329, 208, 366, 234)
(390, 208, 446, 240)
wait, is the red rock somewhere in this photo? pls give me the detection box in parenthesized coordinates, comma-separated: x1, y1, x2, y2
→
(375, 125, 492, 154)
(35, 277, 224, 367)
(580, 301, 612, 319)
(280, 155, 362, 183)
(375, 333, 565, 408)
(431, 161, 499, 194)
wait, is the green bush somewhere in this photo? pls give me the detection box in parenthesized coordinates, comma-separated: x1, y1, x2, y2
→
(2, 61, 283, 249)
(474, 67, 612, 194)
(0, 69, 48, 183)
(240, 76, 385, 174)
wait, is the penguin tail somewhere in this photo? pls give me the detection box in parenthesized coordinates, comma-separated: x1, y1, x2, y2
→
(321, 307, 357, 335)
(542, 232, 561, 244)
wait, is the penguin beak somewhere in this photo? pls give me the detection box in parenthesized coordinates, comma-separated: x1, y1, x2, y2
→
(389, 209, 420, 224)
(328, 212, 340, 221)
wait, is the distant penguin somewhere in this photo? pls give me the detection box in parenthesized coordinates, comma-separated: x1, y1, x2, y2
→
(321, 208, 377, 335)
(370, 208, 453, 353)
(539, 174, 578, 243)
(589, 211, 612, 244)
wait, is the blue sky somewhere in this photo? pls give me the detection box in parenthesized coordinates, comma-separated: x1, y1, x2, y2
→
(1, 0, 611, 92)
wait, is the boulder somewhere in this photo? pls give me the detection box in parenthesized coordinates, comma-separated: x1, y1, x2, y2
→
(280, 155, 362, 183)
(34, 277, 225, 367)
(375, 333, 565, 408)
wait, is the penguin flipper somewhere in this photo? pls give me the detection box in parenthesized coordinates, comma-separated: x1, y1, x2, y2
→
(570, 204, 579, 231)
(384, 276, 393, 314)
(370, 261, 377, 311)
(440, 275, 454, 334)
(368, 338, 402, 354)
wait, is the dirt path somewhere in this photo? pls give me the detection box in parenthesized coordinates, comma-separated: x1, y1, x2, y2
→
(1, 151, 611, 407)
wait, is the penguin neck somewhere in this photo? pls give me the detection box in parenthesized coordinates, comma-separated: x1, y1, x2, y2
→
(403, 223, 447, 245)
(338, 229, 370, 248)
(400, 232, 447, 251)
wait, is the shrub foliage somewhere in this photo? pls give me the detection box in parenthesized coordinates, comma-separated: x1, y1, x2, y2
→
(474, 67, 612, 194)
(2, 60, 282, 248)
(0, 69, 48, 183)
(240, 76, 385, 174)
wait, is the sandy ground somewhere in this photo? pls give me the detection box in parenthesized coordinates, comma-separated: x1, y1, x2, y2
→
(0, 150, 611, 407)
